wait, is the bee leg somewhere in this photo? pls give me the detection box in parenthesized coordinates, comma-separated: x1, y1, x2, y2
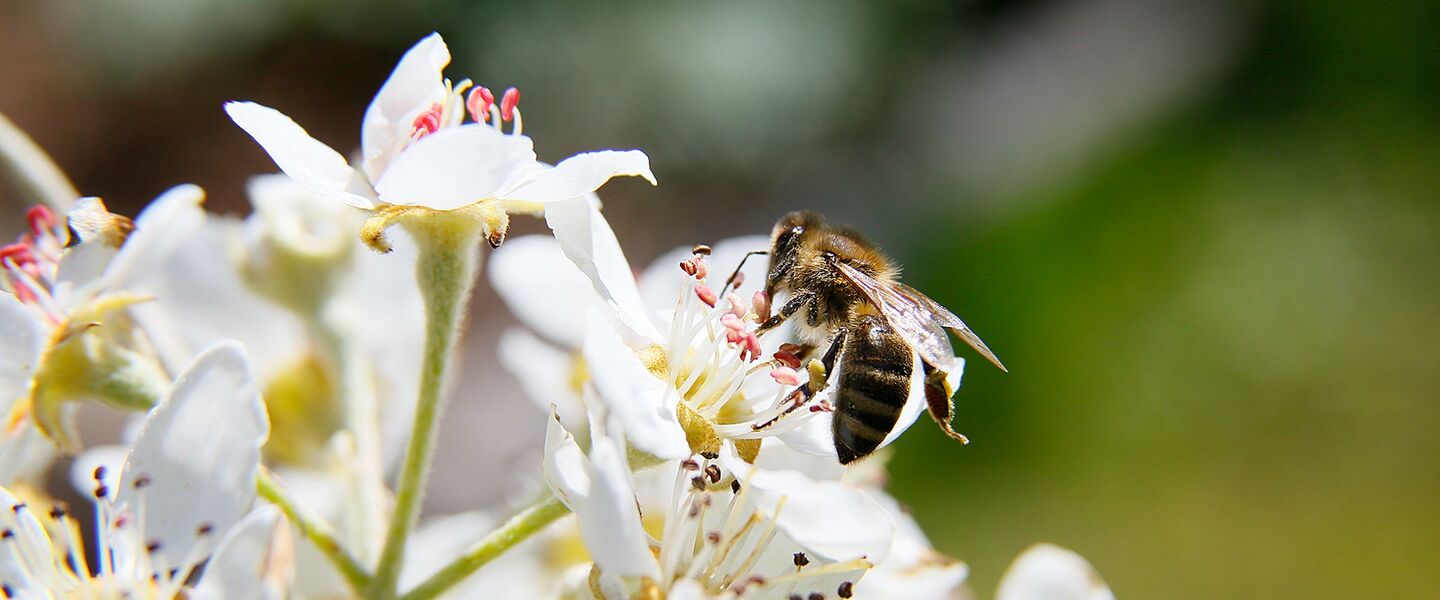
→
(922, 362, 969, 445)
(756, 292, 813, 335)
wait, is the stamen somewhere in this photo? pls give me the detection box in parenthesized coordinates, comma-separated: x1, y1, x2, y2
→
(467, 86, 494, 123)
(692, 244, 712, 256)
(770, 367, 800, 386)
(838, 581, 854, 598)
(500, 87, 520, 121)
(410, 103, 444, 139)
(696, 285, 718, 308)
(773, 349, 802, 370)
(752, 291, 771, 321)
(26, 206, 57, 235)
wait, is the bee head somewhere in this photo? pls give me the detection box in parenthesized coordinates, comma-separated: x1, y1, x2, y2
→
(765, 211, 823, 297)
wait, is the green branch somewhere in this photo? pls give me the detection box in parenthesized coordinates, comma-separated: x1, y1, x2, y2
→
(400, 494, 570, 600)
(257, 469, 371, 593)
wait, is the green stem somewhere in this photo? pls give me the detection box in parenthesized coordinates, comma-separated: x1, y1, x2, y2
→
(257, 470, 371, 593)
(399, 494, 570, 600)
(0, 111, 79, 211)
(368, 217, 482, 599)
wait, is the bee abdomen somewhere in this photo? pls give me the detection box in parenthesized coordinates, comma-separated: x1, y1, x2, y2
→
(832, 315, 913, 464)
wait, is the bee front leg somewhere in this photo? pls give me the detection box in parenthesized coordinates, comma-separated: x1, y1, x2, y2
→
(756, 292, 813, 335)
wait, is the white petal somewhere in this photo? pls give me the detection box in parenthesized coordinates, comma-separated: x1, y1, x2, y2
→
(361, 32, 452, 181)
(488, 235, 596, 348)
(500, 150, 656, 203)
(497, 328, 585, 430)
(0, 294, 45, 408)
(997, 544, 1115, 600)
(116, 340, 269, 579)
(544, 197, 660, 343)
(776, 392, 839, 460)
(742, 468, 894, 564)
(192, 507, 286, 600)
(877, 349, 931, 451)
(226, 101, 376, 209)
(0, 425, 55, 486)
(541, 411, 658, 579)
(373, 125, 538, 210)
(99, 184, 207, 293)
(855, 491, 968, 600)
(582, 314, 688, 460)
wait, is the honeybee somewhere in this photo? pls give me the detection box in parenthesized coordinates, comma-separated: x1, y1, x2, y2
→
(753, 211, 1006, 464)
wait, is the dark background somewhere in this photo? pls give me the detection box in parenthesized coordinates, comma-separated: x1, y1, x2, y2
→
(3, 0, 1438, 597)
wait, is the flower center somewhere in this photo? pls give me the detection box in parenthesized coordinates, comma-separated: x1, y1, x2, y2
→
(406, 84, 525, 142)
(664, 248, 829, 458)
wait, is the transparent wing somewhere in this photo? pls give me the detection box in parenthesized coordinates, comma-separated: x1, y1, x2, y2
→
(835, 262, 1007, 372)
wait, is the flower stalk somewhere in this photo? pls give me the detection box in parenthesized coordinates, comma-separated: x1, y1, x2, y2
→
(399, 494, 569, 600)
(257, 469, 372, 593)
(368, 211, 484, 599)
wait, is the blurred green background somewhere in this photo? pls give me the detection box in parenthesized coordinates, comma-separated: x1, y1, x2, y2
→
(2, 0, 1437, 597)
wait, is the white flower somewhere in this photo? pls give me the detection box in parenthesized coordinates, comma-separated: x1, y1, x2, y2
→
(493, 229, 836, 466)
(0, 341, 273, 598)
(225, 33, 655, 221)
(543, 402, 893, 600)
(996, 544, 1114, 600)
(0, 187, 205, 453)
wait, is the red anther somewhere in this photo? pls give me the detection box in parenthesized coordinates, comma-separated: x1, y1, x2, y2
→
(500, 87, 520, 121)
(726, 329, 744, 345)
(695, 284, 718, 307)
(466, 87, 493, 123)
(808, 402, 833, 413)
(770, 367, 800, 386)
(773, 350, 802, 370)
(720, 312, 745, 332)
(752, 290, 770, 320)
(26, 206, 57, 235)
(726, 292, 747, 317)
(410, 103, 444, 139)
(680, 260, 698, 277)
(0, 243, 35, 267)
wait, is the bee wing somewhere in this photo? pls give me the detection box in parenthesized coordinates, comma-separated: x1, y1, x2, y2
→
(892, 282, 1007, 372)
(835, 261, 1007, 373)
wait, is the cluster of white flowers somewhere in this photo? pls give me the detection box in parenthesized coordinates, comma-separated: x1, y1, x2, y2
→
(0, 33, 1114, 599)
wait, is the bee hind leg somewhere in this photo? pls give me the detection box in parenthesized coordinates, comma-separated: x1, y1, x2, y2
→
(922, 363, 969, 445)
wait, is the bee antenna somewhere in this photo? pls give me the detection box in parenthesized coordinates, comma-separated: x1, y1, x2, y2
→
(718, 250, 768, 297)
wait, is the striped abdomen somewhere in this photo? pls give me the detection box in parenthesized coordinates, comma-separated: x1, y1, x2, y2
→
(832, 314, 914, 464)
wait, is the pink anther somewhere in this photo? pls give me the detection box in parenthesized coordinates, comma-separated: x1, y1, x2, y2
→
(770, 367, 800, 386)
(720, 312, 745, 332)
(726, 293, 747, 318)
(500, 87, 520, 121)
(695, 284, 718, 307)
(466, 87, 494, 123)
(26, 206, 57, 235)
(729, 270, 745, 288)
(410, 103, 444, 139)
(751, 290, 770, 320)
